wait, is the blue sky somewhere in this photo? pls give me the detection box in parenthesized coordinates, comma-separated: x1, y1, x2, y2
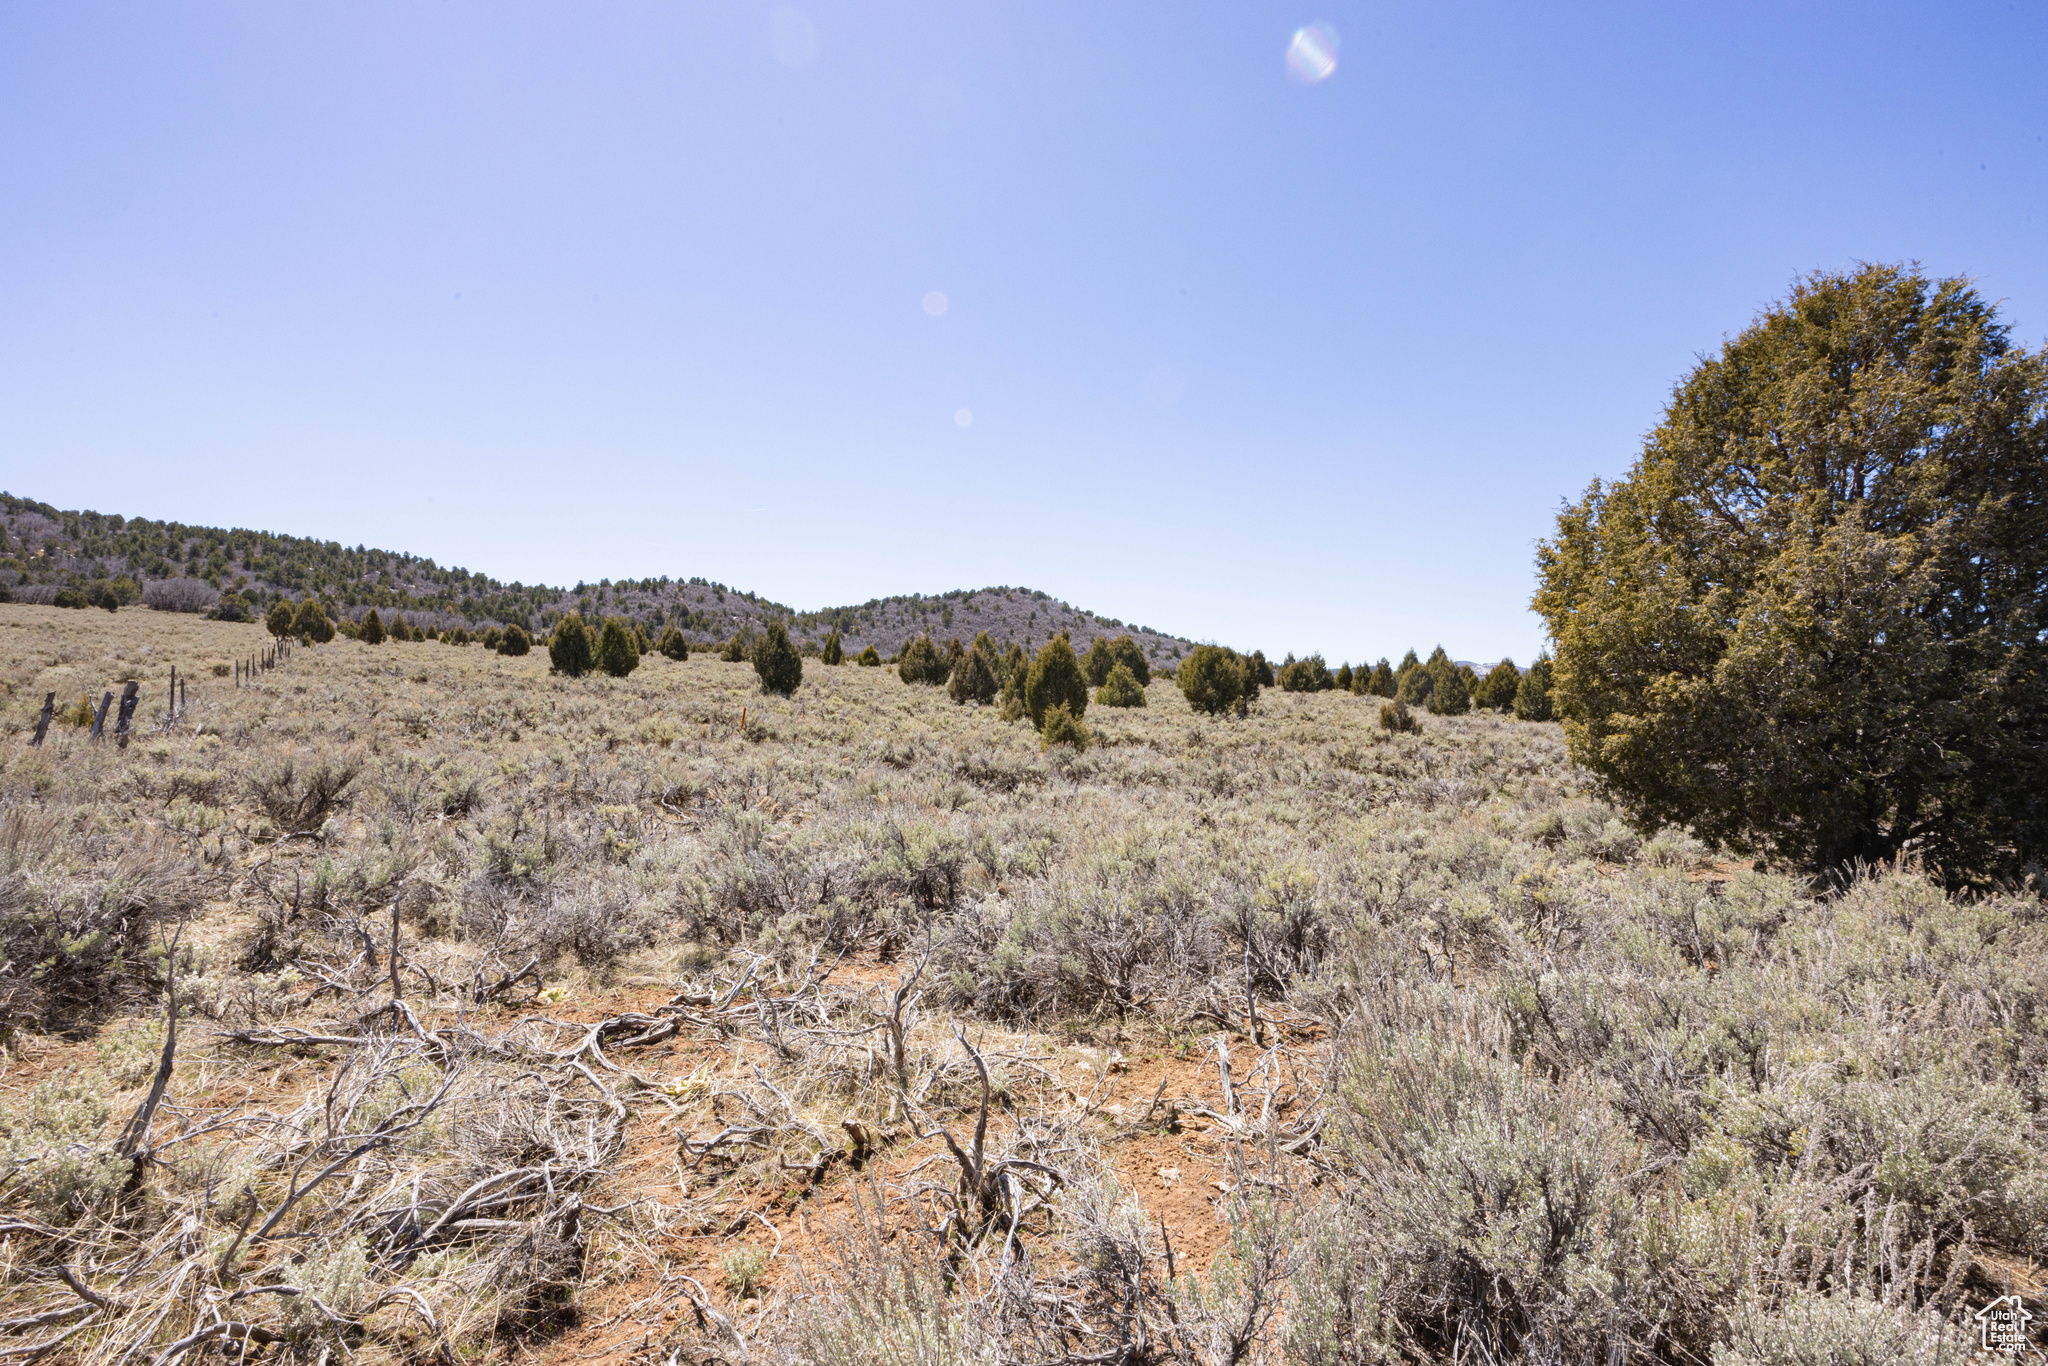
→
(3, 2, 2043, 663)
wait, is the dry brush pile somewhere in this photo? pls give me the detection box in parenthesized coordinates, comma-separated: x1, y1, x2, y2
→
(1, 603, 2043, 1366)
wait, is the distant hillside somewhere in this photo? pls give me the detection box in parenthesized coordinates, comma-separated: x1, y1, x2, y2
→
(0, 492, 1196, 664)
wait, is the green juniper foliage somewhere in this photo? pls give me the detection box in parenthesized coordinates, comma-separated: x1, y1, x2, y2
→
(1473, 658, 1521, 712)
(857, 644, 882, 666)
(1514, 653, 1554, 721)
(1424, 648, 1471, 716)
(947, 633, 1002, 706)
(820, 629, 843, 665)
(1024, 634, 1090, 729)
(657, 626, 689, 661)
(265, 601, 297, 639)
(1277, 653, 1334, 693)
(1095, 661, 1146, 708)
(548, 613, 593, 676)
(294, 599, 335, 644)
(1038, 701, 1089, 751)
(1248, 650, 1275, 687)
(1335, 663, 1353, 691)
(1080, 633, 1150, 688)
(497, 624, 531, 656)
(1369, 659, 1396, 696)
(1378, 696, 1422, 733)
(1396, 657, 1433, 708)
(752, 619, 804, 696)
(897, 634, 946, 686)
(1535, 263, 2048, 881)
(359, 608, 386, 645)
(1177, 644, 1259, 717)
(594, 617, 641, 678)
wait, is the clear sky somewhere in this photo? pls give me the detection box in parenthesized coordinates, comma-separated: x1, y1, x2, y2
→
(3, 2, 2044, 663)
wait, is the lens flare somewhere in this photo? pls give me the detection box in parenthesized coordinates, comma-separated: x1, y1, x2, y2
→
(954, 408, 973, 427)
(922, 290, 949, 317)
(1286, 24, 1338, 84)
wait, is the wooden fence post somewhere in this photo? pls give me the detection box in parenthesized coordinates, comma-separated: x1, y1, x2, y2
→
(179, 677, 186, 717)
(114, 681, 140, 749)
(89, 690, 114, 742)
(30, 692, 54, 747)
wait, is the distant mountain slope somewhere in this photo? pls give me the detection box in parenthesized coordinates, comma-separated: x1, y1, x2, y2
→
(0, 492, 1195, 664)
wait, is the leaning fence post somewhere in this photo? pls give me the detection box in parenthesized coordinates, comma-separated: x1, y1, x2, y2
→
(31, 692, 55, 747)
(179, 677, 187, 717)
(115, 681, 140, 749)
(168, 665, 177, 721)
(89, 690, 114, 742)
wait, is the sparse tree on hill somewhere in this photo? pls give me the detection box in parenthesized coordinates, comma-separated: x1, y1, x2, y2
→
(1248, 650, 1275, 687)
(265, 601, 296, 639)
(998, 643, 1029, 719)
(1082, 636, 1114, 687)
(1514, 653, 1554, 721)
(1396, 657, 1433, 708)
(549, 613, 593, 676)
(482, 627, 503, 651)
(294, 599, 335, 644)
(821, 630, 843, 665)
(719, 630, 752, 663)
(1178, 645, 1257, 717)
(857, 645, 882, 666)
(947, 633, 1001, 705)
(1368, 659, 1395, 696)
(1084, 634, 1150, 688)
(1380, 697, 1422, 734)
(657, 627, 689, 661)
(898, 634, 945, 685)
(1278, 653, 1334, 692)
(1025, 634, 1090, 729)
(1096, 662, 1146, 708)
(360, 609, 386, 645)
(1474, 658, 1521, 711)
(595, 617, 641, 677)
(1040, 702, 1090, 751)
(1335, 663, 1353, 691)
(498, 624, 531, 656)
(1421, 648, 1470, 715)
(1535, 263, 2048, 880)
(753, 620, 803, 696)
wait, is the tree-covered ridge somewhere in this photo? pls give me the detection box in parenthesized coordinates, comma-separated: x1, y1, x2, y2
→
(0, 492, 1196, 662)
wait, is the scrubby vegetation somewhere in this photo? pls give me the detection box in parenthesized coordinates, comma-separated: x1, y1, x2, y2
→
(752, 619, 803, 696)
(3, 578, 2042, 1366)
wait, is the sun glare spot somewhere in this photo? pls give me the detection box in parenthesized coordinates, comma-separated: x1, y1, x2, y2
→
(955, 408, 973, 427)
(1286, 24, 1339, 84)
(923, 290, 949, 317)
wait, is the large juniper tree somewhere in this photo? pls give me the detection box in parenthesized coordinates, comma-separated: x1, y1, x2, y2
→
(1534, 263, 2048, 882)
